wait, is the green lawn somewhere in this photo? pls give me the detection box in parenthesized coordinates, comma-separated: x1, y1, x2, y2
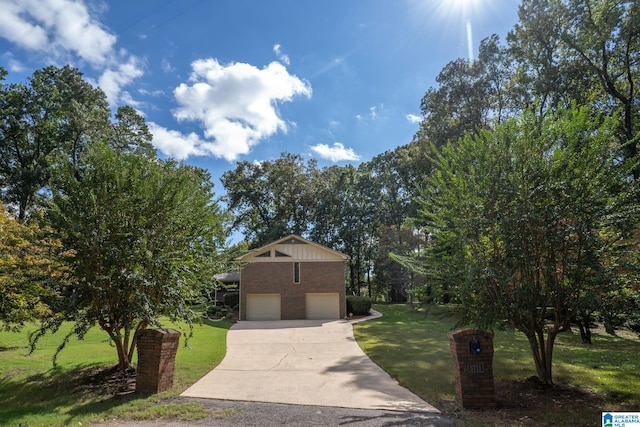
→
(2, 304, 639, 426)
(0, 316, 231, 426)
(354, 303, 640, 426)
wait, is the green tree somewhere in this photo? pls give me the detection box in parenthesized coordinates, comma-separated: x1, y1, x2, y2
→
(110, 105, 156, 157)
(417, 35, 516, 148)
(509, 0, 640, 175)
(221, 153, 316, 247)
(38, 143, 225, 370)
(415, 106, 638, 384)
(367, 141, 430, 301)
(0, 66, 110, 220)
(0, 201, 68, 331)
(0, 66, 157, 220)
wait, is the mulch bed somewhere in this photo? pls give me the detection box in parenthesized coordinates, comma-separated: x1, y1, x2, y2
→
(437, 377, 608, 426)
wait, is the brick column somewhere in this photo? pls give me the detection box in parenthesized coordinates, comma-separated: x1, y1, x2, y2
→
(136, 328, 181, 394)
(448, 328, 496, 409)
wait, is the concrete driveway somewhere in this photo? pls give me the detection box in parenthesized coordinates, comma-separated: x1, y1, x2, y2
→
(181, 317, 440, 413)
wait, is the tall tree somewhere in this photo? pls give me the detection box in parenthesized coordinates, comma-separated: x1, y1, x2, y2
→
(221, 153, 316, 247)
(415, 106, 638, 384)
(0, 66, 110, 219)
(367, 141, 430, 301)
(0, 202, 68, 331)
(417, 35, 515, 148)
(110, 106, 155, 157)
(509, 0, 640, 175)
(37, 143, 225, 370)
(0, 66, 157, 220)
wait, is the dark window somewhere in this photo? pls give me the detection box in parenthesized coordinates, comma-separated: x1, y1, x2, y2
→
(294, 262, 300, 284)
(275, 250, 290, 257)
(256, 250, 270, 257)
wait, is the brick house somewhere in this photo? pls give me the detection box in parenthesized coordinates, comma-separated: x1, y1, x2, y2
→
(237, 234, 349, 320)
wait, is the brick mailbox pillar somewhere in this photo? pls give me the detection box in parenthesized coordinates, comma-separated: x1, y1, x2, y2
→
(136, 328, 181, 394)
(448, 328, 496, 409)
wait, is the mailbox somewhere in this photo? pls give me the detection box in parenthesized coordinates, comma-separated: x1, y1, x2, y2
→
(469, 338, 481, 354)
(448, 329, 496, 409)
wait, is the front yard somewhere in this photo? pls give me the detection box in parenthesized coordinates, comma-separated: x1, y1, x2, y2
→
(354, 304, 640, 426)
(0, 316, 231, 425)
(1, 304, 638, 426)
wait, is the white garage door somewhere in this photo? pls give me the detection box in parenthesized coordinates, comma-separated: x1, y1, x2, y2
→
(246, 294, 281, 320)
(306, 293, 340, 320)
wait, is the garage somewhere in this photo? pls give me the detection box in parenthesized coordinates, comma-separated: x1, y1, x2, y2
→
(246, 294, 281, 320)
(306, 293, 340, 320)
(237, 235, 349, 320)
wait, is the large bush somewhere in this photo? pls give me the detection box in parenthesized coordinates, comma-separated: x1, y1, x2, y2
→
(346, 296, 372, 315)
(223, 292, 239, 308)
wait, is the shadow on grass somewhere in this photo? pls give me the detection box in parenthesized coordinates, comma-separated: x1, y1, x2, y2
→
(340, 411, 455, 426)
(0, 363, 144, 425)
(0, 316, 232, 425)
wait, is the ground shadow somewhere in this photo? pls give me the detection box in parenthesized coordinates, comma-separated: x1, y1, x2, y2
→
(0, 363, 143, 425)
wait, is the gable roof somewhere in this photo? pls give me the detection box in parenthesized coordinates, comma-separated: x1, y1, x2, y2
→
(236, 234, 349, 263)
(213, 271, 240, 283)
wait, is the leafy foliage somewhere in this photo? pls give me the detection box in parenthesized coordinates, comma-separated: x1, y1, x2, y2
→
(222, 292, 239, 308)
(0, 66, 157, 220)
(221, 153, 316, 247)
(0, 66, 110, 220)
(37, 143, 225, 370)
(510, 0, 640, 173)
(0, 202, 69, 330)
(418, 35, 516, 147)
(414, 106, 639, 384)
(346, 296, 372, 315)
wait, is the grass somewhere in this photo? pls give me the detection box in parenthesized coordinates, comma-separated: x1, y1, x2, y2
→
(0, 315, 231, 426)
(354, 303, 640, 426)
(2, 304, 638, 426)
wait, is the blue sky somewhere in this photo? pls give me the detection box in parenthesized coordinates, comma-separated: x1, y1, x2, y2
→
(1, 0, 520, 188)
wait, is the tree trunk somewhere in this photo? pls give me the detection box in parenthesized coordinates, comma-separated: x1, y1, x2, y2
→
(576, 317, 592, 345)
(128, 321, 147, 362)
(526, 327, 554, 385)
(105, 328, 132, 371)
(115, 339, 132, 371)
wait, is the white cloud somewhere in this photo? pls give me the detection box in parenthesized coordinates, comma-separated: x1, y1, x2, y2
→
(357, 104, 384, 121)
(0, 0, 116, 66)
(148, 122, 207, 160)
(0, 2, 49, 51)
(171, 58, 312, 161)
(406, 113, 422, 123)
(161, 58, 175, 73)
(273, 44, 290, 65)
(310, 142, 360, 162)
(138, 88, 165, 97)
(98, 55, 145, 104)
(2, 53, 25, 73)
(0, 0, 143, 107)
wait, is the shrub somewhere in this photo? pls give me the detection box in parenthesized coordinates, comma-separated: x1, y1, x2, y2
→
(206, 305, 221, 317)
(346, 296, 372, 315)
(223, 292, 239, 308)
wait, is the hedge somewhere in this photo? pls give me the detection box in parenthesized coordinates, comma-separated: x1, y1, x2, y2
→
(346, 296, 372, 315)
(223, 291, 240, 308)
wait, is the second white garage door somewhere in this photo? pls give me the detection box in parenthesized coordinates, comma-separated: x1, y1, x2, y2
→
(246, 294, 281, 320)
(306, 293, 340, 320)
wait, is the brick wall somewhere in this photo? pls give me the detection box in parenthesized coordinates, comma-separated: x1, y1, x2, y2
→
(240, 261, 346, 320)
(136, 328, 181, 394)
(448, 328, 496, 409)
